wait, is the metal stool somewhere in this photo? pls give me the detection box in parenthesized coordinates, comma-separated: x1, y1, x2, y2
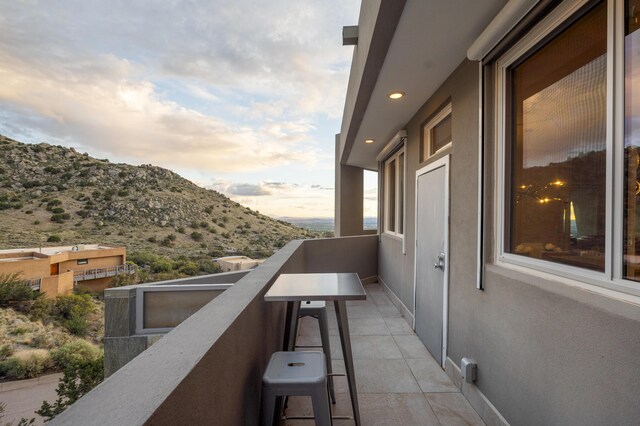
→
(260, 351, 332, 426)
(297, 301, 336, 404)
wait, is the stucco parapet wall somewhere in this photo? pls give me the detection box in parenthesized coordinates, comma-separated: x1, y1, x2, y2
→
(51, 235, 378, 425)
(49, 240, 306, 426)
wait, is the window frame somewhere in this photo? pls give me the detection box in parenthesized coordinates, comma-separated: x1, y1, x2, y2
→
(422, 103, 453, 162)
(77, 259, 89, 265)
(493, 0, 640, 298)
(383, 147, 406, 239)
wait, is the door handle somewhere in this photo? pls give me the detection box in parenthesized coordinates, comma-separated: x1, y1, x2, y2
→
(434, 252, 446, 270)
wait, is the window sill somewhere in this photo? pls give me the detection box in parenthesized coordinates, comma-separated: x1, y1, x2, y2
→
(491, 257, 640, 308)
(382, 232, 404, 242)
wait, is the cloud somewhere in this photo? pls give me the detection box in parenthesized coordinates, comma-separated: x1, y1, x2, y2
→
(208, 179, 335, 218)
(0, 0, 359, 174)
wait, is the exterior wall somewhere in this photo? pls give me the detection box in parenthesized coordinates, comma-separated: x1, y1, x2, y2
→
(58, 253, 124, 274)
(77, 277, 113, 293)
(377, 58, 640, 424)
(0, 256, 50, 280)
(335, 134, 365, 236)
(40, 271, 74, 298)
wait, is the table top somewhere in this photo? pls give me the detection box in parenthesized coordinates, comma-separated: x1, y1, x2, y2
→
(264, 273, 367, 302)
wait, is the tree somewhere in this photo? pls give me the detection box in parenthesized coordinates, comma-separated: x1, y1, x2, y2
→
(37, 355, 104, 421)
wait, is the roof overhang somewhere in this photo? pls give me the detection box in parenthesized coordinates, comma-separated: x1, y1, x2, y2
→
(338, 0, 510, 170)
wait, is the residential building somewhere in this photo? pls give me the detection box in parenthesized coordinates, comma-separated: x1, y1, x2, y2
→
(48, 0, 640, 424)
(214, 256, 265, 272)
(0, 244, 133, 296)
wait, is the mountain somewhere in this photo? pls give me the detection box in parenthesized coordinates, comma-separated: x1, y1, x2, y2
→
(0, 135, 320, 260)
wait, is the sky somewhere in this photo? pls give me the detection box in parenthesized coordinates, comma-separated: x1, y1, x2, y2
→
(0, 0, 377, 219)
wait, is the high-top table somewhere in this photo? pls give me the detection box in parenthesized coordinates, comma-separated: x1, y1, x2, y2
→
(264, 273, 366, 426)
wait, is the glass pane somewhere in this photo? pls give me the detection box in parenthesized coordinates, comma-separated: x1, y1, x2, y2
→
(431, 114, 452, 155)
(507, 2, 607, 271)
(387, 159, 396, 232)
(398, 153, 405, 234)
(624, 0, 640, 280)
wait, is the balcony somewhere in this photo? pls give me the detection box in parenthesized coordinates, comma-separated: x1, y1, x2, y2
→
(73, 264, 137, 282)
(50, 235, 484, 425)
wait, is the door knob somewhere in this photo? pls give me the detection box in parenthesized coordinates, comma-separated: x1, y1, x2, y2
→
(434, 252, 446, 270)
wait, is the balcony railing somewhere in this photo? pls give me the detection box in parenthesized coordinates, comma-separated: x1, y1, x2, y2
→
(22, 277, 42, 291)
(73, 264, 137, 282)
(49, 235, 378, 425)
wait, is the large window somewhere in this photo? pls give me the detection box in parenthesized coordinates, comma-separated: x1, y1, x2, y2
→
(624, 0, 640, 280)
(495, 0, 640, 294)
(384, 149, 404, 236)
(506, 1, 607, 271)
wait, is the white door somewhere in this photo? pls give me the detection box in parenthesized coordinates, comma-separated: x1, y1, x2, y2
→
(414, 156, 449, 366)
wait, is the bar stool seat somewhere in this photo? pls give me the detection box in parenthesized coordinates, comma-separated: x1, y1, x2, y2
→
(298, 301, 336, 404)
(260, 351, 332, 426)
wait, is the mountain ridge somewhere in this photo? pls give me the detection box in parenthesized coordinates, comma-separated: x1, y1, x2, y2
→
(0, 135, 321, 260)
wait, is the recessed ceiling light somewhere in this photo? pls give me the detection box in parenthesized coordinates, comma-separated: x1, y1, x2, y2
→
(388, 91, 405, 100)
(365, 139, 375, 144)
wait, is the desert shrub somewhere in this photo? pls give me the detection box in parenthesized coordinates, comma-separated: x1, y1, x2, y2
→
(0, 344, 13, 361)
(0, 349, 53, 379)
(46, 199, 62, 208)
(117, 189, 129, 197)
(33, 220, 41, 225)
(47, 235, 62, 243)
(0, 273, 40, 306)
(29, 297, 55, 322)
(175, 260, 198, 275)
(147, 236, 157, 243)
(176, 226, 185, 234)
(25, 210, 33, 214)
(44, 166, 60, 174)
(29, 331, 57, 350)
(51, 207, 65, 214)
(160, 236, 173, 247)
(53, 294, 94, 336)
(189, 221, 199, 229)
(51, 213, 70, 223)
(199, 221, 208, 228)
(50, 340, 100, 368)
(190, 231, 203, 241)
(204, 206, 213, 214)
(166, 234, 176, 242)
(37, 353, 104, 421)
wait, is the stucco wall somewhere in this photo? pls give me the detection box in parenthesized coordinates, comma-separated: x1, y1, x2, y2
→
(379, 58, 640, 424)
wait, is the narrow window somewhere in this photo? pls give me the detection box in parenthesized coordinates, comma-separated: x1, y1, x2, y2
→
(506, 1, 607, 271)
(77, 259, 89, 265)
(624, 0, 640, 280)
(384, 148, 405, 236)
(422, 104, 452, 162)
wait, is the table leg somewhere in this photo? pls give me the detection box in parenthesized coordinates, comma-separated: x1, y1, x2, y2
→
(335, 300, 361, 426)
(282, 301, 301, 352)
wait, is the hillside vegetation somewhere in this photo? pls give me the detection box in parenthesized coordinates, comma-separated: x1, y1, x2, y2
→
(0, 135, 320, 262)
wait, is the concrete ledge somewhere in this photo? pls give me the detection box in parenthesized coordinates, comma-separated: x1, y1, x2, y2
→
(444, 357, 509, 426)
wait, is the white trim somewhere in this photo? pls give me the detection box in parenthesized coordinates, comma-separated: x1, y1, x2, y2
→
(467, 0, 540, 60)
(376, 129, 407, 162)
(383, 147, 406, 238)
(423, 103, 452, 160)
(413, 155, 450, 367)
(477, 61, 485, 291)
(493, 0, 640, 299)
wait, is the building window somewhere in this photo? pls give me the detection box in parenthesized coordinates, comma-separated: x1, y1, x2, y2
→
(505, 1, 607, 271)
(624, 0, 640, 280)
(384, 148, 405, 236)
(422, 104, 452, 162)
(77, 259, 89, 265)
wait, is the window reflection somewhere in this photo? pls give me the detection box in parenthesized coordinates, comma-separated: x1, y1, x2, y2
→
(624, 0, 640, 280)
(507, 2, 607, 271)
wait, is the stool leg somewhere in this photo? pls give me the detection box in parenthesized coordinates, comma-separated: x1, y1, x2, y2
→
(317, 309, 336, 404)
(311, 380, 332, 426)
(260, 386, 277, 426)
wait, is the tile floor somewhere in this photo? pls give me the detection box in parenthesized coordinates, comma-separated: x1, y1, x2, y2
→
(284, 282, 485, 425)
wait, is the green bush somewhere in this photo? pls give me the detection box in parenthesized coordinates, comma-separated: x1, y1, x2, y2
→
(47, 235, 62, 243)
(37, 353, 104, 421)
(0, 273, 40, 306)
(0, 344, 13, 361)
(50, 340, 100, 368)
(190, 232, 203, 241)
(51, 213, 70, 223)
(51, 207, 65, 214)
(53, 294, 94, 336)
(0, 350, 53, 379)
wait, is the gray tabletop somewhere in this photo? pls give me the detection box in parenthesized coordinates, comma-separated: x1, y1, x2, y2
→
(264, 273, 366, 302)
